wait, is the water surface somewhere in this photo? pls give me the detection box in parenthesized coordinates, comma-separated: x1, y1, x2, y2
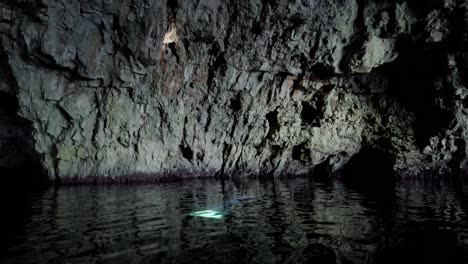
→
(2, 178, 468, 263)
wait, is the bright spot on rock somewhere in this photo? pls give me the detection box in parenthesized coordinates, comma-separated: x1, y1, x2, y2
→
(189, 210, 224, 219)
(163, 26, 178, 44)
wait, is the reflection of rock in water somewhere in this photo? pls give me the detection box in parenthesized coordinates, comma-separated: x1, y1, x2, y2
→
(296, 244, 337, 264)
(141, 234, 256, 264)
(373, 224, 465, 264)
(3, 179, 468, 264)
(166, 242, 339, 264)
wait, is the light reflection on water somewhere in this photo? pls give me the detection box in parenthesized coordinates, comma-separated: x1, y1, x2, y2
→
(1, 178, 468, 264)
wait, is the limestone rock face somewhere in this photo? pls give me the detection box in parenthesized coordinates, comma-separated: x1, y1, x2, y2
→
(0, 0, 466, 182)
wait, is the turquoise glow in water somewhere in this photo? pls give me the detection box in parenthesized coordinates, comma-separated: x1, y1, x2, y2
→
(189, 209, 224, 219)
(189, 197, 255, 219)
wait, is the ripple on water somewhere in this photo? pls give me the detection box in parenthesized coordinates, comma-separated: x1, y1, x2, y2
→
(2, 178, 468, 264)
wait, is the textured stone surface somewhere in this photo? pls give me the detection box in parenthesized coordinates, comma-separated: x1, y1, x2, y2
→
(0, 0, 466, 182)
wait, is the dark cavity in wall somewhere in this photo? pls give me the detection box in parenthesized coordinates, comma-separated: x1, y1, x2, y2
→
(311, 157, 333, 180)
(301, 101, 319, 126)
(0, 90, 18, 114)
(310, 63, 335, 79)
(292, 143, 311, 164)
(0, 43, 48, 187)
(265, 109, 279, 139)
(180, 144, 194, 162)
(383, 41, 453, 148)
(230, 94, 242, 112)
(449, 138, 467, 176)
(0, 91, 48, 187)
(340, 147, 395, 189)
(166, 0, 178, 22)
(300, 85, 333, 127)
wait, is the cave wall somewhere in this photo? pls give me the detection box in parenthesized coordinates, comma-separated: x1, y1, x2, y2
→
(0, 0, 466, 182)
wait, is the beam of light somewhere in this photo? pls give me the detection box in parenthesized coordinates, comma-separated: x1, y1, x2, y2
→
(189, 210, 224, 219)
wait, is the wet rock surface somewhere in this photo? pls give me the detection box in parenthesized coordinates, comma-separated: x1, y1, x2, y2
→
(0, 0, 467, 182)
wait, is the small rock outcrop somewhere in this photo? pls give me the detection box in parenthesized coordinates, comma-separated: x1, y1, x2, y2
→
(0, 0, 467, 183)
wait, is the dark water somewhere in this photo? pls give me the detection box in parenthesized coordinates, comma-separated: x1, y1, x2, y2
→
(1, 178, 468, 264)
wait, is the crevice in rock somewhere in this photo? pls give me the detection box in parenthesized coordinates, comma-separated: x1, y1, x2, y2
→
(300, 101, 318, 126)
(290, 73, 305, 96)
(111, 15, 134, 64)
(0, 90, 18, 114)
(450, 137, 466, 176)
(267, 145, 283, 175)
(217, 143, 233, 178)
(455, 54, 468, 89)
(91, 90, 108, 147)
(230, 93, 242, 112)
(228, 114, 239, 140)
(292, 143, 311, 165)
(167, 42, 180, 64)
(279, 14, 305, 41)
(0, 39, 47, 185)
(224, 1, 241, 48)
(458, 3, 468, 51)
(311, 156, 333, 180)
(311, 63, 335, 80)
(196, 151, 204, 162)
(180, 144, 193, 162)
(0, 91, 48, 186)
(373, 8, 397, 38)
(251, 0, 270, 36)
(56, 104, 73, 126)
(204, 105, 212, 132)
(166, 0, 178, 22)
(338, 0, 368, 73)
(308, 31, 322, 61)
(300, 85, 333, 127)
(265, 109, 279, 140)
(463, 96, 468, 109)
(25, 48, 93, 81)
(51, 144, 60, 183)
(207, 43, 226, 92)
(251, 21, 262, 36)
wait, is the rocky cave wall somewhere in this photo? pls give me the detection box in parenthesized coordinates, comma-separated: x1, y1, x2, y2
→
(0, 0, 467, 183)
